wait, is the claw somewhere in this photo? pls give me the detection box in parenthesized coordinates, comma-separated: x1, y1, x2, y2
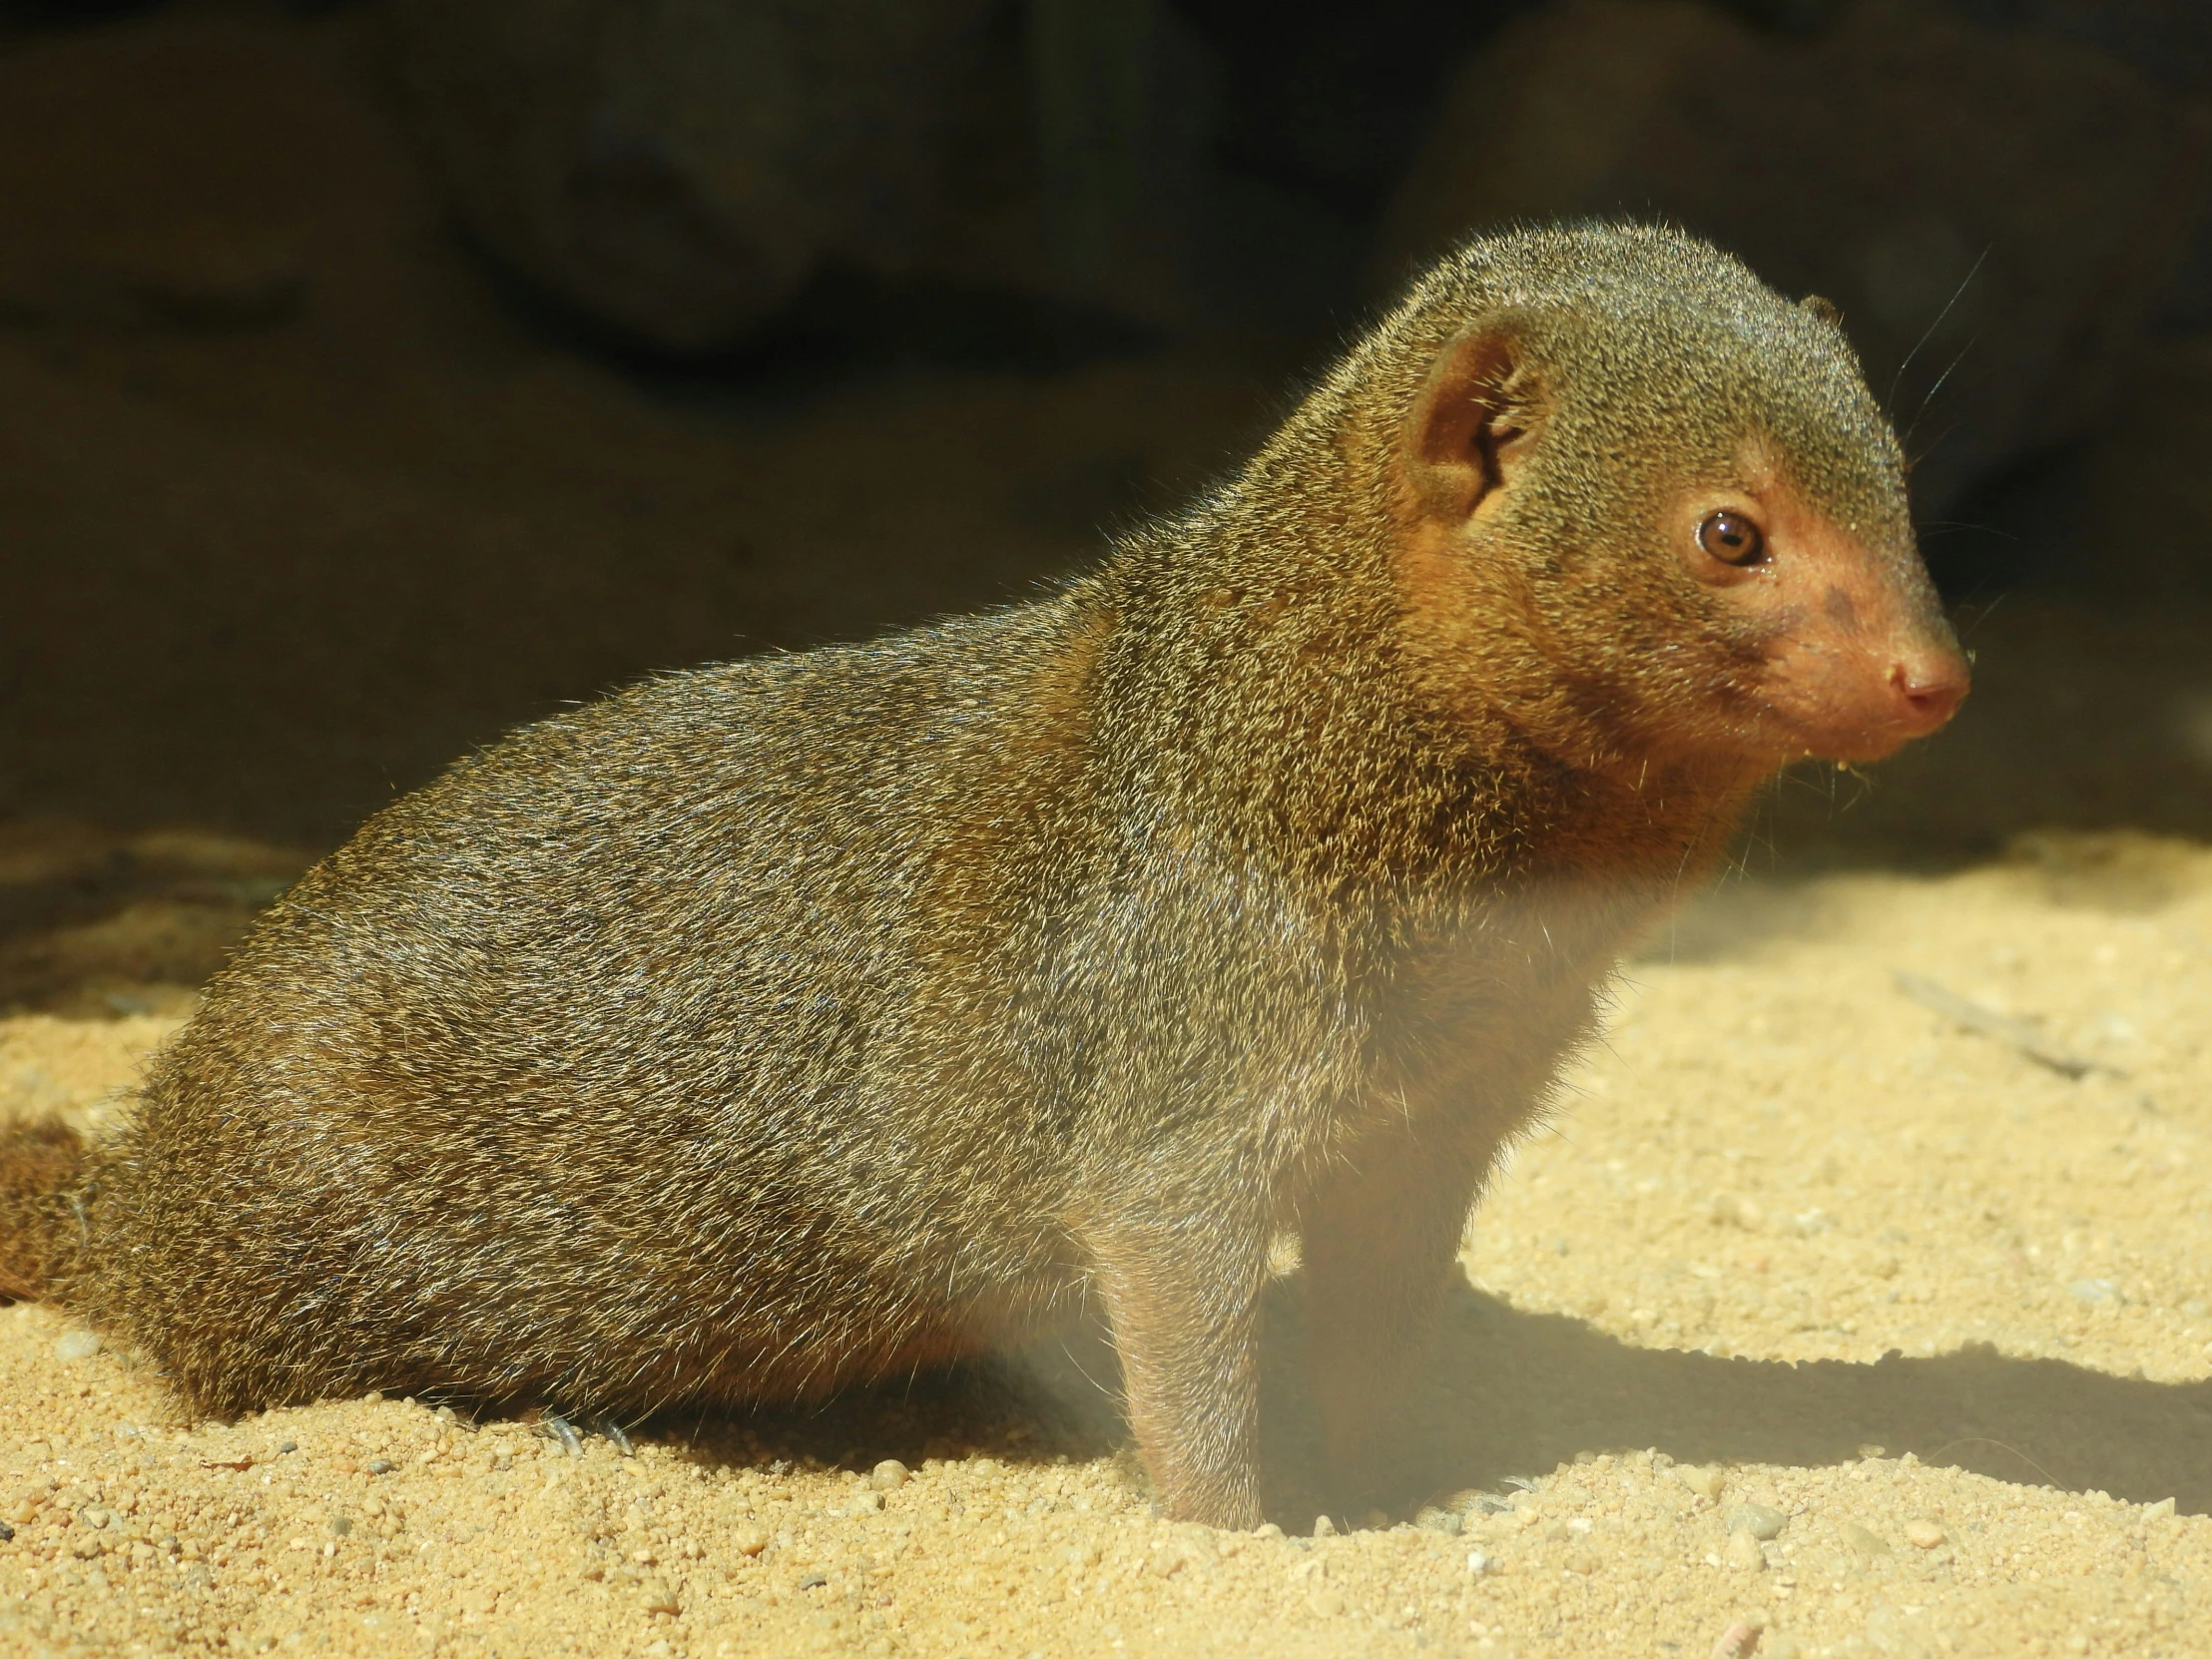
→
(599, 1416, 636, 1457)
(545, 1415, 585, 1458)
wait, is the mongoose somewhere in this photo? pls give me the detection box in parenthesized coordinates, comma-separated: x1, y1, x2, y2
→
(0, 226, 1965, 1528)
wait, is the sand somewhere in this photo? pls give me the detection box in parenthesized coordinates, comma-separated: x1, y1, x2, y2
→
(0, 830, 2206, 1659)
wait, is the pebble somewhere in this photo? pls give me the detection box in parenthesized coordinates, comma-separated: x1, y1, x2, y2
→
(1309, 1586, 1346, 1617)
(639, 1577, 680, 1615)
(52, 1331, 100, 1363)
(730, 1523, 769, 1556)
(365, 1458, 393, 1475)
(1838, 1520, 1891, 1557)
(1724, 1528, 1766, 1572)
(849, 1489, 883, 1513)
(2067, 1279, 2119, 1305)
(1711, 1194, 1764, 1230)
(870, 1459, 909, 1491)
(1904, 1519, 1946, 1549)
(1313, 1515, 1337, 1537)
(1674, 1464, 1726, 1501)
(1726, 1502, 1788, 1541)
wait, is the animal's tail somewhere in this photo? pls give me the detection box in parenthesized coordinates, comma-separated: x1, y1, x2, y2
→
(0, 1117, 87, 1301)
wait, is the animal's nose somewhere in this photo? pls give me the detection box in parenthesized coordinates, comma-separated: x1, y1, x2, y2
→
(1887, 647, 1970, 736)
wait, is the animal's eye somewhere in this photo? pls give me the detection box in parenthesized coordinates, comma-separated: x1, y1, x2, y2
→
(1697, 510, 1767, 567)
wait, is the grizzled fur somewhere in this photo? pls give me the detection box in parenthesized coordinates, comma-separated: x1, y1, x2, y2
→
(0, 226, 1956, 1527)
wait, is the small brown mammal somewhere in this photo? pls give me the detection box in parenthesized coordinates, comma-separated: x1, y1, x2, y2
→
(0, 226, 1964, 1527)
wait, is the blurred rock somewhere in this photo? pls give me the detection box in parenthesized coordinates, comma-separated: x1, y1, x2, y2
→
(1376, 0, 2212, 513)
(390, 0, 1006, 352)
(0, 16, 336, 334)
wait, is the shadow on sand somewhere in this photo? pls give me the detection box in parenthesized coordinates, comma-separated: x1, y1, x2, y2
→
(695, 1278, 2211, 1525)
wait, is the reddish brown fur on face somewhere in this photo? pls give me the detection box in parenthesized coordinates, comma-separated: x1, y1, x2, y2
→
(1716, 484, 1967, 762)
(0, 227, 1960, 1529)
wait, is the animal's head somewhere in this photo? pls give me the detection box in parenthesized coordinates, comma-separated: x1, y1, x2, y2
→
(1379, 224, 1966, 777)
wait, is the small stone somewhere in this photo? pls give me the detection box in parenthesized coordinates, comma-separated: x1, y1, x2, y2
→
(1415, 1505, 1462, 1535)
(328, 1515, 352, 1537)
(365, 1458, 393, 1475)
(2068, 1279, 2120, 1306)
(731, 1523, 769, 1556)
(1902, 1518, 1946, 1548)
(1838, 1520, 1891, 1557)
(1312, 1514, 1337, 1537)
(1309, 1586, 1346, 1617)
(1674, 1464, 1726, 1501)
(0, 1520, 13, 1543)
(1726, 1502, 1787, 1541)
(1147, 1546, 1185, 1577)
(639, 1576, 680, 1615)
(1711, 1194, 1764, 1230)
(870, 1458, 910, 1491)
(53, 1331, 100, 1363)
(276, 1440, 297, 1454)
(1724, 1528, 1766, 1572)
(1254, 1522, 1283, 1539)
(1464, 1549, 1490, 1575)
(2144, 1497, 2177, 1521)
(69, 1534, 103, 1559)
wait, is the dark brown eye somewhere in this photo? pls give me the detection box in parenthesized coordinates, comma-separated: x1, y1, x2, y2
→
(1697, 510, 1767, 567)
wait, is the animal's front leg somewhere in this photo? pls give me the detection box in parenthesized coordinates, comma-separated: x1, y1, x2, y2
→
(1300, 1118, 1496, 1517)
(1081, 1207, 1271, 1528)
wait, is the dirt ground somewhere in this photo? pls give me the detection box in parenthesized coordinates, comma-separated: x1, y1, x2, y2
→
(3, 5, 2211, 1657)
(0, 831, 2208, 1658)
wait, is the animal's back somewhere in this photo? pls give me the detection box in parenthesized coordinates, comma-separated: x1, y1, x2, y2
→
(80, 597, 1103, 1416)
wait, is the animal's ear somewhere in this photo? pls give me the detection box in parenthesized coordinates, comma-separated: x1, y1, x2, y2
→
(1800, 293, 1844, 326)
(1401, 325, 1543, 524)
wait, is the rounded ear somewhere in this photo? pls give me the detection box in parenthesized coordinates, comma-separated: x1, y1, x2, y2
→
(1800, 293, 1844, 326)
(1402, 324, 1543, 524)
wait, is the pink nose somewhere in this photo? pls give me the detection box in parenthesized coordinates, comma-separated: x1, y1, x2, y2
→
(1888, 649, 1970, 737)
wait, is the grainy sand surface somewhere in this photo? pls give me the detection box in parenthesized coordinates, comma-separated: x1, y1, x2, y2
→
(0, 831, 2206, 1658)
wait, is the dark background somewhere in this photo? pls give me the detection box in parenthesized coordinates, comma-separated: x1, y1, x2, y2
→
(3, 0, 2210, 1006)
